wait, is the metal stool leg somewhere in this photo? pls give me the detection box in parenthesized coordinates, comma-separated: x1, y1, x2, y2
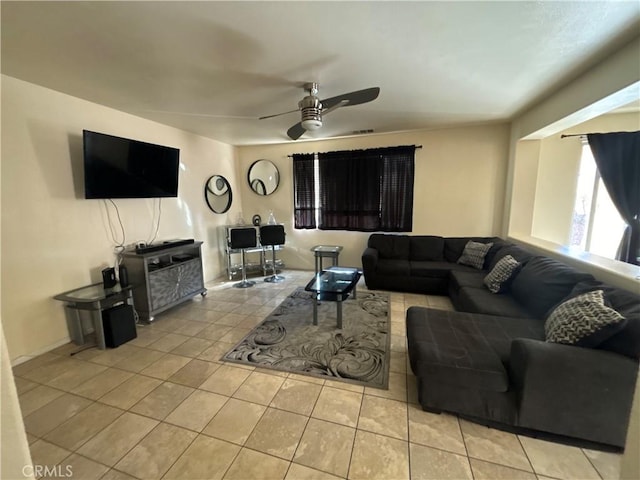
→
(264, 246, 285, 283)
(234, 249, 255, 288)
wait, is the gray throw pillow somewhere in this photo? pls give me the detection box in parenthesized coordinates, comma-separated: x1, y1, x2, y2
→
(545, 290, 627, 347)
(483, 254, 520, 293)
(457, 241, 493, 269)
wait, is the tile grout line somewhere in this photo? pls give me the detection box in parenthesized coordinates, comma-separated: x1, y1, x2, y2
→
(345, 385, 366, 480)
(213, 367, 272, 479)
(37, 403, 128, 458)
(515, 434, 539, 477)
(581, 448, 606, 480)
(278, 381, 327, 480)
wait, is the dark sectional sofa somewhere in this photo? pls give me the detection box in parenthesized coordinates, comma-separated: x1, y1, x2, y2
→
(362, 233, 640, 448)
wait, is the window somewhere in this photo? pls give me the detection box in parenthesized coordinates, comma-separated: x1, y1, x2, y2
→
(569, 144, 626, 259)
(293, 146, 415, 231)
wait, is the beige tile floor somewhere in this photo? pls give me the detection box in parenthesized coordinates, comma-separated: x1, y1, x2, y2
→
(14, 269, 622, 480)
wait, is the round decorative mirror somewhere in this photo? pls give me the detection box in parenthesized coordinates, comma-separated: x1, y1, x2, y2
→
(248, 159, 279, 195)
(204, 175, 232, 214)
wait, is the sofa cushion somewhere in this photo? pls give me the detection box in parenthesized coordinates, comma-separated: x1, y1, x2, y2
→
(450, 271, 486, 290)
(368, 234, 410, 260)
(545, 290, 627, 347)
(569, 281, 640, 358)
(410, 236, 445, 261)
(456, 287, 534, 318)
(510, 257, 594, 318)
(457, 241, 494, 269)
(406, 308, 544, 392)
(443, 237, 502, 266)
(483, 255, 521, 293)
(488, 244, 534, 271)
(376, 258, 410, 276)
(410, 261, 479, 278)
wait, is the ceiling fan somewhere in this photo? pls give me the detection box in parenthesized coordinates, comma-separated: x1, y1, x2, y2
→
(259, 83, 380, 140)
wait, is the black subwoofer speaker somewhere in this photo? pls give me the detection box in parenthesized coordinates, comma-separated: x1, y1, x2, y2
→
(102, 304, 137, 348)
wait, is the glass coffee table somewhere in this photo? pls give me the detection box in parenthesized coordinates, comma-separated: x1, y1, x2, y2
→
(304, 266, 362, 329)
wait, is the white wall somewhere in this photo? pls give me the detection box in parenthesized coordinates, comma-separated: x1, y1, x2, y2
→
(0, 324, 33, 479)
(504, 35, 640, 241)
(508, 110, 640, 291)
(530, 112, 639, 245)
(235, 123, 510, 270)
(1, 76, 35, 480)
(508, 140, 540, 237)
(531, 135, 581, 245)
(1, 76, 240, 362)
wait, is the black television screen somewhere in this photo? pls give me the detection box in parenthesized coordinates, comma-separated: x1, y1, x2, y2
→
(83, 130, 180, 199)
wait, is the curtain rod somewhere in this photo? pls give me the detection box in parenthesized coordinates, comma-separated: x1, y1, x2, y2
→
(560, 134, 587, 138)
(287, 145, 422, 158)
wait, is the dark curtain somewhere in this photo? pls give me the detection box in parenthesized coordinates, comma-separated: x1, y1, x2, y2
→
(317, 145, 415, 231)
(587, 131, 640, 265)
(317, 149, 382, 230)
(292, 153, 316, 229)
(380, 147, 415, 231)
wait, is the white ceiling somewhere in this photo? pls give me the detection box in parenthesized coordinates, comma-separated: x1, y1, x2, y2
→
(2, 1, 639, 146)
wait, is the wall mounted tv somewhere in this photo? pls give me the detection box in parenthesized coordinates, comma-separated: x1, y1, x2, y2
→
(83, 130, 180, 199)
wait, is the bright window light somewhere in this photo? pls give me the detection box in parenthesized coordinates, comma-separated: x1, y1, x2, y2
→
(569, 145, 626, 259)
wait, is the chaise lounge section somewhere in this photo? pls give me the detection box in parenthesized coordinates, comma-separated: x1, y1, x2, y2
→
(362, 233, 640, 448)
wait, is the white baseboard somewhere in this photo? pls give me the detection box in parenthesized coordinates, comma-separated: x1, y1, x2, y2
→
(11, 336, 72, 367)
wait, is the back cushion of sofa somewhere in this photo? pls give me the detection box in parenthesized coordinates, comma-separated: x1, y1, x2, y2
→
(444, 237, 505, 269)
(488, 244, 534, 271)
(444, 237, 484, 262)
(368, 234, 410, 259)
(410, 236, 445, 261)
(570, 281, 640, 358)
(510, 257, 594, 318)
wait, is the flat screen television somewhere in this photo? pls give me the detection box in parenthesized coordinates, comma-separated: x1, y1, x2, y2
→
(83, 130, 180, 199)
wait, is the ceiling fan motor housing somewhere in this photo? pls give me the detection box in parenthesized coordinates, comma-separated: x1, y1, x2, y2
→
(299, 95, 322, 130)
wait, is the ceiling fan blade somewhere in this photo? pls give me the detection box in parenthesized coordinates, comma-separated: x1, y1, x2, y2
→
(259, 108, 300, 120)
(321, 99, 349, 116)
(287, 122, 306, 140)
(321, 87, 380, 110)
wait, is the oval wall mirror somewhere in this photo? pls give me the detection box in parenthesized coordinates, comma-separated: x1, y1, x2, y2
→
(248, 159, 279, 195)
(204, 175, 232, 214)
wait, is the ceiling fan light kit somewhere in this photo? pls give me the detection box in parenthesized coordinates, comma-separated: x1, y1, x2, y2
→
(300, 115, 322, 131)
(299, 83, 323, 130)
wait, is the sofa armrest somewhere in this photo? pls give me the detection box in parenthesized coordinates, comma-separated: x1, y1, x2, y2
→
(362, 247, 379, 287)
(509, 338, 638, 446)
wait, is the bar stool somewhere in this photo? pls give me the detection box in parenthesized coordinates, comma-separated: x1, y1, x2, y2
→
(260, 225, 285, 283)
(229, 227, 258, 288)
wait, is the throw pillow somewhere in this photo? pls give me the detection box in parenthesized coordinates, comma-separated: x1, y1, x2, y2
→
(545, 290, 627, 348)
(457, 241, 493, 269)
(483, 254, 520, 293)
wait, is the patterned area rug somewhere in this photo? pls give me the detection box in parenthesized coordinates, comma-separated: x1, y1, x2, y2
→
(222, 287, 390, 389)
